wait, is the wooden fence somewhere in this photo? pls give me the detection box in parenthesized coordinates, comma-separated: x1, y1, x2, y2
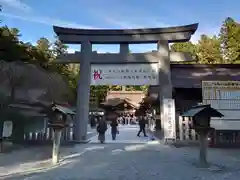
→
(24, 126, 74, 145)
(178, 116, 240, 148)
(22, 116, 240, 147)
(178, 116, 198, 141)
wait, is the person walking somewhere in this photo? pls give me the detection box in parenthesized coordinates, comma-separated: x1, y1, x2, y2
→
(96, 118, 108, 143)
(137, 116, 148, 137)
(111, 118, 118, 140)
(118, 115, 123, 124)
(123, 114, 126, 125)
(90, 116, 97, 128)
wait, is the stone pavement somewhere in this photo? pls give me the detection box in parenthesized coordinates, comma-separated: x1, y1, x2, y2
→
(89, 124, 150, 143)
(2, 125, 240, 180)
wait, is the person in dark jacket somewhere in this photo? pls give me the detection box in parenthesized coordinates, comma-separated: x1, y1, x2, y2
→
(97, 118, 108, 143)
(137, 116, 148, 137)
(90, 116, 97, 128)
(111, 119, 118, 140)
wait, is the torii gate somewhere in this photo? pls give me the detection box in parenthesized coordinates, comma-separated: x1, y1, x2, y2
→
(53, 23, 198, 142)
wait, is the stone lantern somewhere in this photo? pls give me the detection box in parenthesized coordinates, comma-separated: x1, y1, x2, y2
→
(48, 107, 68, 129)
(181, 104, 223, 167)
(46, 103, 75, 164)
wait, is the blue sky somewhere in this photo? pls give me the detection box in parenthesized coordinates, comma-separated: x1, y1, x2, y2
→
(0, 0, 239, 53)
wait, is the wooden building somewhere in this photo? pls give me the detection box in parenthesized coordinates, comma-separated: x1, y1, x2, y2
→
(146, 64, 240, 110)
(100, 90, 145, 121)
(144, 64, 240, 147)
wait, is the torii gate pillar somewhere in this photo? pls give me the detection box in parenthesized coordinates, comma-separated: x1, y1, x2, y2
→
(157, 41, 172, 130)
(53, 23, 198, 142)
(75, 41, 92, 142)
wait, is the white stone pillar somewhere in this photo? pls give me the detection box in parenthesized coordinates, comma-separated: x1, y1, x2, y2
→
(52, 129, 62, 164)
(74, 41, 92, 142)
(157, 41, 172, 135)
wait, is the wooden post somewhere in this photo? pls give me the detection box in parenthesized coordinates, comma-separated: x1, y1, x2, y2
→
(179, 116, 183, 140)
(185, 117, 189, 140)
(52, 129, 62, 164)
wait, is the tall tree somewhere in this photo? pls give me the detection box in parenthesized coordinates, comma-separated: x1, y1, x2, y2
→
(8, 28, 21, 40)
(52, 37, 68, 56)
(0, 26, 77, 103)
(36, 37, 51, 51)
(52, 37, 77, 98)
(197, 35, 223, 64)
(51, 37, 69, 74)
(0, 27, 28, 62)
(35, 37, 53, 67)
(219, 17, 240, 63)
(171, 42, 198, 62)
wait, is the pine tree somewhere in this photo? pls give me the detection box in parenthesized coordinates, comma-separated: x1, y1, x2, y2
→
(197, 35, 223, 64)
(219, 17, 240, 63)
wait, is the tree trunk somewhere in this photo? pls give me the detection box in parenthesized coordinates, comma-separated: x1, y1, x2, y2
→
(52, 129, 62, 164)
(199, 133, 208, 167)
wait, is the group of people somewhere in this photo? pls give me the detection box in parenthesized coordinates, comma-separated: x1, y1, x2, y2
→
(96, 118, 118, 143)
(117, 113, 137, 125)
(96, 115, 149, 143)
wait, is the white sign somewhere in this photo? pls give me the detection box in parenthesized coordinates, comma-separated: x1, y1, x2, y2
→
(90, 63, 158, 85)
(202, 81, 240, 130)
(163, 99, 176, 139)
(2, 121, 13, 137)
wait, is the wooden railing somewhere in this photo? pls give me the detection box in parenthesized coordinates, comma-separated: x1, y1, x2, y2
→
(23, 126, 74, 145)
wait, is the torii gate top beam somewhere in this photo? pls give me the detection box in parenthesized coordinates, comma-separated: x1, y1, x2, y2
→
(53, 23, 198, 44)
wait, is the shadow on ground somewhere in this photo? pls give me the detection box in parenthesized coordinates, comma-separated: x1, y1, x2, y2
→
(3, 141, 240, 180)
(1, 142, 166, 179)
(0, 145, 75, 167)
(0, 128, 97, 168)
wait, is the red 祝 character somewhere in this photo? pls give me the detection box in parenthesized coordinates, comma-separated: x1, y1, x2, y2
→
(93, 70, 102, 80)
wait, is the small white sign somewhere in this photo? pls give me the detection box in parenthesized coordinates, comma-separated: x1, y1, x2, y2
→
(202, 81, 240, 130)
(90, 63, 159, 85)
(163, 99, 176, 139)
(2, 121, 13, 138)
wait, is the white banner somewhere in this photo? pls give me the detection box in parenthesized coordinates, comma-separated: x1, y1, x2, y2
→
(90, 63, 158, 85)
(2, 121, 13, 137)
(163, 99, 176, 139)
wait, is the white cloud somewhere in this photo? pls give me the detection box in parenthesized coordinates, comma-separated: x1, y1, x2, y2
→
(0, 0, 32, 12)
(97, 12, 170, 29)
(99, 15, 220, 45)
(1, 0, 97, 28)
(102, 16, 143, 28)
(1, 12, 97, 28)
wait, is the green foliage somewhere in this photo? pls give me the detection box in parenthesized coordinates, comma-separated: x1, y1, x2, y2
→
(1, 16, 239, 106)
(0, 26, 77, 102)
(219, 17, 240, 63)
(171, 17, 239, 64)
(171, 42, 198, 63)
(197, 35, 223, 64)
(125, 85, 148, 92)
(0, 27, 27, 62)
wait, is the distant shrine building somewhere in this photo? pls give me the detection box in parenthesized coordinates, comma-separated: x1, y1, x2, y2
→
(100, 90, 145, 121)
(53, 23, 240, 146)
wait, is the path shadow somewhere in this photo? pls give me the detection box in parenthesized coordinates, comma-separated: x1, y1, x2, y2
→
(3, 142, 240, 180)
(0, 145, 75, 168)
